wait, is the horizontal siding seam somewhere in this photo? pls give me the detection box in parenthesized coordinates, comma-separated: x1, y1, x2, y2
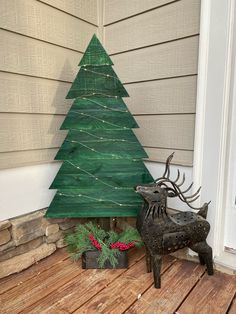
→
(104, 0, 181, 26)
(124, 74, 198, 86)
(143, 146, 194, 152)
(36, 0, 98, 27)
(133, 112, 196, 116)
(0, 112, 195, 118)
(144, 159, 193, 167)
(0, 113, 195, 119)
(109, 34, 199, 56)
(0, 72, 198, 87)
(0, 111, 67, 117)
(0, 27, 85, 54)
(0, 70, 72, 84)
(0, 147, 60, 154)
(0, 146, 61, 154)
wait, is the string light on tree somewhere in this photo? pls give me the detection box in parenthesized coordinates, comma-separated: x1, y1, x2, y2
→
(45, 34, 153, 218)
(65, 160, 132, 190)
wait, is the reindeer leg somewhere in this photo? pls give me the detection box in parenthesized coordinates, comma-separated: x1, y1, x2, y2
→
(189, 241, 213, 275)
(203, 245, 213, 275)
(153, 254, 162, 288)
(198, 254, 205, 265)
(145, 247, 152, 273)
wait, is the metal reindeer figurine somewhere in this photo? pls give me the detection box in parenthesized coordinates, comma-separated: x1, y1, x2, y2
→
(136, 153, 213, 288)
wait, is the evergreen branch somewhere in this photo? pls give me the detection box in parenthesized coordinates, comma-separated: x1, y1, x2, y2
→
(64, 222, 143, 267)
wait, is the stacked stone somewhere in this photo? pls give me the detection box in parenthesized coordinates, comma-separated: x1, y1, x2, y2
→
(0, 209, 81, 279)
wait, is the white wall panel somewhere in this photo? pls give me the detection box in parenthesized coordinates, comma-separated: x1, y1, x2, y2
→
(0, 163, 60, 220)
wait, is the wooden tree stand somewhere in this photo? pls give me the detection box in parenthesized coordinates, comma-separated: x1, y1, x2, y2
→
(82, 250, 128, 269)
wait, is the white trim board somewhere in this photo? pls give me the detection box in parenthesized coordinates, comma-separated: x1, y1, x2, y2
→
(194, 0, 236, 269)
(0, 163, 59, 220)
(224, 24, 236, 250)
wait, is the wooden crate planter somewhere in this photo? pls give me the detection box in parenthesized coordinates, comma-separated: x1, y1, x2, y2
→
(82, 250, 128, 269)
(65, 222, 142, 269)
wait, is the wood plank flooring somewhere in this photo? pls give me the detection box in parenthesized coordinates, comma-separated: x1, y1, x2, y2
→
(0, 248, 235, 314)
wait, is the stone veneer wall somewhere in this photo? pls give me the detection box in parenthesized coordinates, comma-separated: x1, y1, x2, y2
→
(0, 210, 136, 279)
(0, 209, 84, 279)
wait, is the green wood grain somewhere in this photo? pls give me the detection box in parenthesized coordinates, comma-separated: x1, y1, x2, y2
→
(60, 110, 138, 130)
(66, 66, 128, 99)
(46, 34, 153, 219)
(70, 97, 128, 111)
(79, 34, 114, 66)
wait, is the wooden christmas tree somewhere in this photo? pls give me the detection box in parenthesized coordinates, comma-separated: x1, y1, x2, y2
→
(45, 34, 153, 218)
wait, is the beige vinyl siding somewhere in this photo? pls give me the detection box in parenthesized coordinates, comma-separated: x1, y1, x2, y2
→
(0, 29, 82, 81)
(104, 0, 201, 165)
(0, 72, 71, 114)
(0, 0, 98, 169)
(125, 76, 197, 115)
(105, 0, 200, 54)
(1, 0, 200, 169)
(112, 37, 198, 83)
(0, 114, 66, 152)
(38, 0, 98, 25)
(145, 148, 194, 166)
(104, 0, 176, 25)
(134, 115, 195, 150)
(0, 0, 96, 52)
(0, 149, 59, 170)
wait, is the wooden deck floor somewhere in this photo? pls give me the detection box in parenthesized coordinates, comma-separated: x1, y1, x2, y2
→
(0, 248, 235, 314)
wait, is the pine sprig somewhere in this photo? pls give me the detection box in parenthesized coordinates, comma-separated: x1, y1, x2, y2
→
(105, 230, 120, 246)
(65, 224, 94, 260)
(97, 244, 120, 268)
(64, 222, 143, 267)
(118, 227, 143, 248)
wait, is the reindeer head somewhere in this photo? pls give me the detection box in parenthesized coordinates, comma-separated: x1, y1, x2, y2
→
(136, 153, 210, 219)
(135, 183, 168, 220)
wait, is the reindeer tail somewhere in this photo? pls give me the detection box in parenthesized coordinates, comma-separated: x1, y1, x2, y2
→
(198, 202, 210, 218)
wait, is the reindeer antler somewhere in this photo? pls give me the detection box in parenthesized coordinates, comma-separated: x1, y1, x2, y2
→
(155, 152, 174, 181)
(154, 153, 210, 210)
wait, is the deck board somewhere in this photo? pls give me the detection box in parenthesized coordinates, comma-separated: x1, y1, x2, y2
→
(0, 248, 235, 314)
(0, 248, 68, 295)
(228, 294, 236, 314)
(125, 259, 205, 314)
(1, 258, 84, 313)
(178, 271, 236, 314)
(75, 255, 175, 314)
(21, 248, 145, 313)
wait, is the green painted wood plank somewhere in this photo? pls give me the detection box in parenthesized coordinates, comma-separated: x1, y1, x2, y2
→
(46, 34, 153, 219)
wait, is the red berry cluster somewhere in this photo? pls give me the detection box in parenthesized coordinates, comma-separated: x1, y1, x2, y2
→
(110, 241, 135, 251)
(89, 233, 102, 250)
(88, 233, 137, 251)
